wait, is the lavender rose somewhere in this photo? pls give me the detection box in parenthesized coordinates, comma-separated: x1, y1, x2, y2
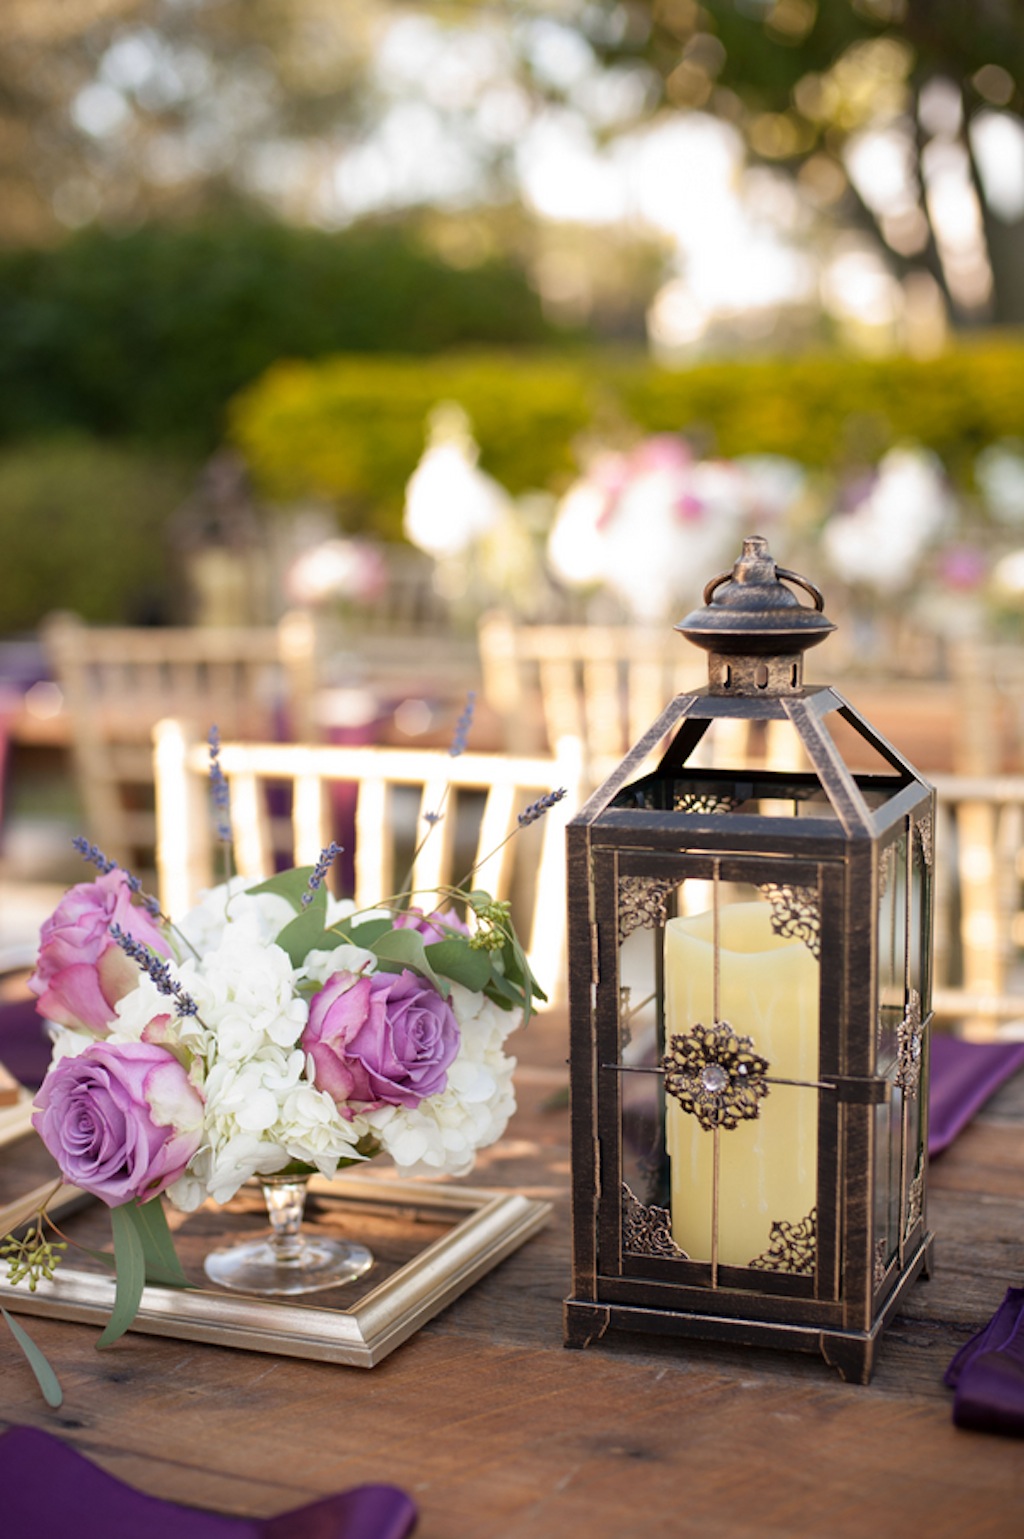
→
(28, 870, 169, 1036)
(392, 906, 471, 946)
(32, 1040, 204, 1206)
(303, 968, 460, 1110)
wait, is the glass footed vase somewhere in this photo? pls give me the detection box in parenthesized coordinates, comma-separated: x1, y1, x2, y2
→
(203, 1172, 373, 1297)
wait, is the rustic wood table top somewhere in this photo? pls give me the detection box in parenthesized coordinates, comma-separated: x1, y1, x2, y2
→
(2, 1010, 1023, 1539)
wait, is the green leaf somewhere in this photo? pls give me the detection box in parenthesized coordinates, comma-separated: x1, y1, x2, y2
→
(485, 970, 524, 1009)
(249, 866, 318, 912)
(274, 884, 330, 966)
(2, 1308, 63, 1408)
(370, 928, 442, 990)
(333, 916, 394, 948)
(97, 1203, 147, 1349)
(132, 1198, 190, 1289)
(425, 937, 492, 992)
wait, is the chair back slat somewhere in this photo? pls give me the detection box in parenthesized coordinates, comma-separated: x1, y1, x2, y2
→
(44, 611, 317, 880)
(931, 772, 1024, 1039)
(154, 724, 583, 1002)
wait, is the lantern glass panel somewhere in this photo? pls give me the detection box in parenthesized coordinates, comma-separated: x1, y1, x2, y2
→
(877, 834, 908, 1076)
(616, 873, 823, 1276)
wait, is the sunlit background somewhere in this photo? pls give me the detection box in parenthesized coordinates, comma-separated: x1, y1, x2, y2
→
(2, 0, 1024, 926)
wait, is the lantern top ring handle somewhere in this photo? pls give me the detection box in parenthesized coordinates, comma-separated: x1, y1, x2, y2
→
(702, 566, 826, 611)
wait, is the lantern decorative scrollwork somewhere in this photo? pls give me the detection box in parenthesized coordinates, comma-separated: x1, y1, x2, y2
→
(661, 1021, 769, 1132)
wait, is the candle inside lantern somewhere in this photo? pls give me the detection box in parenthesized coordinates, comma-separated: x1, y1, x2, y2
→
(664, 900, 819, 1268)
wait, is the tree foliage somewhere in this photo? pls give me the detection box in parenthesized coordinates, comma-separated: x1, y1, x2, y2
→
(0, 216, 562, 445)
(601, 0, 1024, 323)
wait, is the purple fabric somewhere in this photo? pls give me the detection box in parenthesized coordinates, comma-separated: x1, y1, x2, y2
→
(944, 1287, 1024, 1437)
(0, 1426, 417, 1539)
(928, 1035, 1024, 1157)
(0, 996, 52, 1089)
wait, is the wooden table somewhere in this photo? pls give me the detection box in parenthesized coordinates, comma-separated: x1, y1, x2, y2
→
(2, 1012, 1024, 1538)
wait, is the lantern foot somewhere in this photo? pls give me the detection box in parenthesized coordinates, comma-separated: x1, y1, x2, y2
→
(820, 1333, 878, 1385)
(564, 1300, 611, 1350)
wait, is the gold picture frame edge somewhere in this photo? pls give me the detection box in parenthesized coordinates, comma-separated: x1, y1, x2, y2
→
(0, 1170, 552, 1369)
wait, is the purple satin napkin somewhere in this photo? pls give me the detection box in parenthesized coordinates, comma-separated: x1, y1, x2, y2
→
(944, 1287, 1024, 1437)
(928, 1035, 1024, 1157)
(0, 996, 52, 1090)
(0, 1426, 417, 1539)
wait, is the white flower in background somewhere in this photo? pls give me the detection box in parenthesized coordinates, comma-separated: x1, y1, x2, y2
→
(404, 401, 510, 559)
(285, 537, 388, 607)
(822, 446, 956, 594)
(546, 455, 622, 588)
(976, 440, 1024, 526)
(547, 436, 803, 621)
(992, 547, 1024, 599)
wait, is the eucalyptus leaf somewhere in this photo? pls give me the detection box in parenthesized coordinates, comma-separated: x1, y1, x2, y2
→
(2, 1308, 63, 1408)
(275, 884, 330, 966)
(425, 937, 491, 991)
(335, 916, 394, 948)
(370, 928, 442, 990)
(250, 866, 317, 912)
(97, 1204, 147, 1349)
(485, 970, 524, 1009)
(132, 1198, 190, 1289)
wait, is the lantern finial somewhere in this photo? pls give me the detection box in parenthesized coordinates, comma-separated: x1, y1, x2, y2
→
(675, 535, 835, 696)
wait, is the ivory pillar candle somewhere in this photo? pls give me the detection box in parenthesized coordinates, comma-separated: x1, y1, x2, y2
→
(664, 900, 819, 1267)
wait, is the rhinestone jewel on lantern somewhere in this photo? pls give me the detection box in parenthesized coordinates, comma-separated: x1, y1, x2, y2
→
(661, 1020, 770, 1133)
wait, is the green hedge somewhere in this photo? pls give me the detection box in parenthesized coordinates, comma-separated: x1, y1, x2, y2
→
(0, 219, 562, 448)
(228, 353, 599, 539)
(0, 438, 195, 634)
(228, 337, 1024, 538)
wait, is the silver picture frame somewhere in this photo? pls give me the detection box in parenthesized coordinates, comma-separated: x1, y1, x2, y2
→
(0, 1166, 550, 1368)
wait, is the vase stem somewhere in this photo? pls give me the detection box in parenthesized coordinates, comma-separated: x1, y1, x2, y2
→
(263, 1179, 307, 1264)
(203, 1173, 374, 1296)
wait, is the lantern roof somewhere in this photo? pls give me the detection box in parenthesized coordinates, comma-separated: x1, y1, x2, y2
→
(576, 537, 931, 841)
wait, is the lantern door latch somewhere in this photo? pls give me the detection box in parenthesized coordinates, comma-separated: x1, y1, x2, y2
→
(821, 1075, 890, 1105)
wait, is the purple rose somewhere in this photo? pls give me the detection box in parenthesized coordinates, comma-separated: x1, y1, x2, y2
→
(392, 906, 471, 946)
(32, 1040, 204, 1207)
(28, 870, 169, 1036)
(303, 968, 460, 1110)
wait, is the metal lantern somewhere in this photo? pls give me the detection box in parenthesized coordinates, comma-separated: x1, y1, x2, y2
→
(564, 536, 934, 1383)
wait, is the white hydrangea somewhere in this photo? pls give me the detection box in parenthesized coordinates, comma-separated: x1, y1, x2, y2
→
(173, 876, 296, 956)
(301, 943, 376, 989)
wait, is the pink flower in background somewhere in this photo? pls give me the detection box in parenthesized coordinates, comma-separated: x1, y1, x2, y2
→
(32, 1040, 204, 1206)
(547, 433, 805, 621)
(28, 871, 170, 1035)
(937, 544, 988, 592)
(303, 968, 460, 1110)
(392, 906, 471, 946)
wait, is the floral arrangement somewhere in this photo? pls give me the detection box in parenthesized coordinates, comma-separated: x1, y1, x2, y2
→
(546, 435, 806, 622)
(2, 711, 562, 1406)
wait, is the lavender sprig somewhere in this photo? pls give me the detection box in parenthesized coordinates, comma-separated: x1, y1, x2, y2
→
(109, 924, 198, 1017)
(208, 725, 232, 843)
(71, 838, 117, 875)
(449, 691, 476, 758)
(72, 838, 162, 919)
(518, 788, 567, 827)
(302, 842, 343, 906)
